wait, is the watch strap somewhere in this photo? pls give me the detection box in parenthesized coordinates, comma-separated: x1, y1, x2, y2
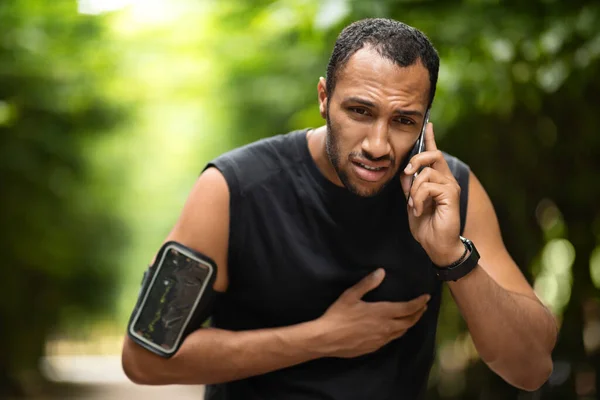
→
(433, 237, 480, 281)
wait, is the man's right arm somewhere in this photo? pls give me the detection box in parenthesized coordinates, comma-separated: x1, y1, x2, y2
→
(121, 167, 431, 385)
(121, 167, 328, 385)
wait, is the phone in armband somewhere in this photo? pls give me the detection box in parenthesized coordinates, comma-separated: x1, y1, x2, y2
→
(127, 241, 216, 358)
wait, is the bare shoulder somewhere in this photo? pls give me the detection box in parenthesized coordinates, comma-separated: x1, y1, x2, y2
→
(162, 167, 230, 292)
(462, 170, 536, 298)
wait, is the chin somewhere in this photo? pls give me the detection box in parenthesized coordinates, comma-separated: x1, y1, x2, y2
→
(344, 177, 391, 198)
(354, 188, 383, 198)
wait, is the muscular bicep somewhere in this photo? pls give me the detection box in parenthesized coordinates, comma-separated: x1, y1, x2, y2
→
(462, 171, 535, 298)
(159, 167, 230, 293)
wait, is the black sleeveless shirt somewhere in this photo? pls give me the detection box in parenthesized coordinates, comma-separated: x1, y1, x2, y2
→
(202, 129, 470, 400)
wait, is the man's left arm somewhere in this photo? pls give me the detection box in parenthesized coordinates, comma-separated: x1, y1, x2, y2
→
(448, 171, 557, 391)
(402, 123, 557, 392)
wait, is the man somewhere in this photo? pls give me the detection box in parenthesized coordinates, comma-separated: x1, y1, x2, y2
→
(122, 18, 557, 399)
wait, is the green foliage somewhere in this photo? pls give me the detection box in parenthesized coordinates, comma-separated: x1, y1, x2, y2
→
(0, 1, 128, 394)
(2, 0, 599, 398)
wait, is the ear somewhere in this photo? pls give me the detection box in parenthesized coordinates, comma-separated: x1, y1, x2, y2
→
(317, 77, 328, 119)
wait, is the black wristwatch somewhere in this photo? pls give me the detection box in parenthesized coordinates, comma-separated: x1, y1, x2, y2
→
(433, 236, 480, 281)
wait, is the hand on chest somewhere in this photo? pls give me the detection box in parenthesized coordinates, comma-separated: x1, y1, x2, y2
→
(238, 211, 438, 326)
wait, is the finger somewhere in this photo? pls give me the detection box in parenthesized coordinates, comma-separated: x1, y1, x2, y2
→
(407, 167, 452, 209)
(380, 294, 430, 318)
(400, 304, 428, 328)
(381, 302, 428, 322)
(389, 306, 428, 338)
(404, 149, 452, 178)
(409, 166, 451, 196)
(402, 159, 442, 203)
(410, 182, 453, 218)
(389, 328, 408, 342)
(343, 268, 386, 301)
(424, 122, 437, 152)
(410, 181, 460, 218)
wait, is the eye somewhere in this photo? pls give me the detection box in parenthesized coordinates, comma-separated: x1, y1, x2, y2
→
(349, 107, 370, 116)
(395, 117, 415, 125)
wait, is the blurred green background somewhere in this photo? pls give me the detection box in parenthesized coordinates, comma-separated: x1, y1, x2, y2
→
(1, 0, 599, 399)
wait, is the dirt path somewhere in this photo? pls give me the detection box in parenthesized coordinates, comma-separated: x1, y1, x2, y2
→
(48, 383, 204, 400)
(32, 355, 205, 399)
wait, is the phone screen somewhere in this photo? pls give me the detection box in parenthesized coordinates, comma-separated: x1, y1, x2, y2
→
(131, 245, 212, 352)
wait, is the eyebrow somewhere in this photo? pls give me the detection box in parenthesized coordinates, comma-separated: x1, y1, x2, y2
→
(343, 96, 424, 118)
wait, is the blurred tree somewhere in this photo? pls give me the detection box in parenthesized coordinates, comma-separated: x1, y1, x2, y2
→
(3, 0, 594, 398)
(204, 0, 600, 398)
(0, 1, 127, 396)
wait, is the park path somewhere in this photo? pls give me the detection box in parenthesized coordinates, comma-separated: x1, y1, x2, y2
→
(36, 355, 205, 400)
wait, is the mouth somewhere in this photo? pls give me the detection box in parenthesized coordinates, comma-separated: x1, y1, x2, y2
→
(351, 160, 390, 182)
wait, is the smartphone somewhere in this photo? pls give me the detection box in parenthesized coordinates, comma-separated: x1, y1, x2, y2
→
(128, 241, 216, 357)
(409, 109, 431, 189)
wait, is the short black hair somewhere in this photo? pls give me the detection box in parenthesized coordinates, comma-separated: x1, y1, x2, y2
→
(326, 18, 440, 109)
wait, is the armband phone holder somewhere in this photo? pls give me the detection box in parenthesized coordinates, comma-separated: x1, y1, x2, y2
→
(127, 241, 217, 358)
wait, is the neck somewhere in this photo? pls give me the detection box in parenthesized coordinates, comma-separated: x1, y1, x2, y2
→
(307, 126, 344, 187)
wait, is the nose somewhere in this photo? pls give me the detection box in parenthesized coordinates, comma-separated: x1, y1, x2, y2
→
(361, 120, 391, 159)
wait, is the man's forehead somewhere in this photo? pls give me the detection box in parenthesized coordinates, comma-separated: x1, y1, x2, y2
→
(334, 47, 430, 106)
(339, 47, 428, 83)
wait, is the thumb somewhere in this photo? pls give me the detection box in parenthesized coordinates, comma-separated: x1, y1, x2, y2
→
(345, 268, 385, 301)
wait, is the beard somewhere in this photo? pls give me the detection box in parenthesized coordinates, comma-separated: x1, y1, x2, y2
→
(325, 109, 395, 198)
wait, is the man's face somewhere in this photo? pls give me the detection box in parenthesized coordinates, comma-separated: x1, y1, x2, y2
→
(319, 47, 431, 197)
